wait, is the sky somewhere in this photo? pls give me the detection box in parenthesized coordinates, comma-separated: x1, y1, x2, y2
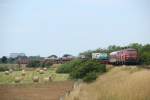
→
(0, 0, 150, 57)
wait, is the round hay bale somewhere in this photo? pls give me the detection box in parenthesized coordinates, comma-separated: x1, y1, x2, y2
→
(36, 68, 40, 72)
(14, 77, 21, 83)
(43, 76, 52, 82)
(21, 71, 26, 76)
(32, 76, 39, 82)
(39, 70, 44, 74)
(9, 69, 13, 73)
(43, 77, 49, 82)
(43, 67, 47, 71)
(5, 71, 9, 75)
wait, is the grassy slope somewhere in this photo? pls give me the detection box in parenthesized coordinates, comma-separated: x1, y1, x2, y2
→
(65, 66, 150, 100)
(0, 68, 69, 84)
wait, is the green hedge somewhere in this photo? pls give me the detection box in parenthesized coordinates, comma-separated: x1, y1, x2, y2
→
(26, 60, 52, 68)
(57, 59, 106, 82)
(0, 66, 9, 72)
(70, 60, 106, 81)
(26, 61, 41, 68)
(56, 59, 83, 73)
(83, 72, 98, 82)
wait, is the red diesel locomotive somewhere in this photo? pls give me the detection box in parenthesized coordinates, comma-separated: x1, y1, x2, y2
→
(109, 48, 139, 65)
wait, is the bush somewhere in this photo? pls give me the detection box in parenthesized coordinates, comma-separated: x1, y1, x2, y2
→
(26, 60, 53, 68)
(140, 52, 150, 65)
(41, 61, 53, 68)
(56, 59, 83, 73)
(26, 60, 41, 68)
(0, 66, 9, 72)
(70, 60, 106, 82)
(83, 72, 98, 82)
(57, 59, 106, 82)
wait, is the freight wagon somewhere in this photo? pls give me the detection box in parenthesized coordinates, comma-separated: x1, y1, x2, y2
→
(109, 48, 139, 65)
(92, 53, 109, 64)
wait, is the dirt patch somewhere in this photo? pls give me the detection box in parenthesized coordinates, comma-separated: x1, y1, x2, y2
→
(0, 81, 73, 100)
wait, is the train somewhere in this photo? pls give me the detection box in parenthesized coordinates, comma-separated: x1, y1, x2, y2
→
(17, 48, 139, 65)
(92, 48, 139, 65)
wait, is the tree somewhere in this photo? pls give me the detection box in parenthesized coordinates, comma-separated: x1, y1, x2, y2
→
(129, 43, 142, 52)
(1, 56, 7, 63)
(140, 52, 150, 65)
(141, 44, 150, 52)
(107, 45, 122, 53)
(8, 58, 16, 63)
(79, 50, 93, 59)
(140, 44, 150, 65)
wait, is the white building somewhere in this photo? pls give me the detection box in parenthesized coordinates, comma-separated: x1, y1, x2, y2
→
(9, 53, 26, 58)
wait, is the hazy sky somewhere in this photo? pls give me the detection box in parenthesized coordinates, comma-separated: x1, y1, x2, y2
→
(0, 0, 150, 57)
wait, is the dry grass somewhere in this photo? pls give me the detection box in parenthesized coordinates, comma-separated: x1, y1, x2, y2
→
(65, 66, 150, 100)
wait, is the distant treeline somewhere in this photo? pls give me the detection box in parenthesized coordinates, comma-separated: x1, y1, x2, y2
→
(79, 43, 150, 65)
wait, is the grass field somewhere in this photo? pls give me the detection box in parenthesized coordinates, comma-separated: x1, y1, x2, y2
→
(0, 67, 69, 84)
(65, 66, 150, 100)
(0, 64, 19, 68)
(0, 64, 74, 100)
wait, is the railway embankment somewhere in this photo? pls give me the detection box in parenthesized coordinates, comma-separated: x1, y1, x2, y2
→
(64, 65, 150, 100)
